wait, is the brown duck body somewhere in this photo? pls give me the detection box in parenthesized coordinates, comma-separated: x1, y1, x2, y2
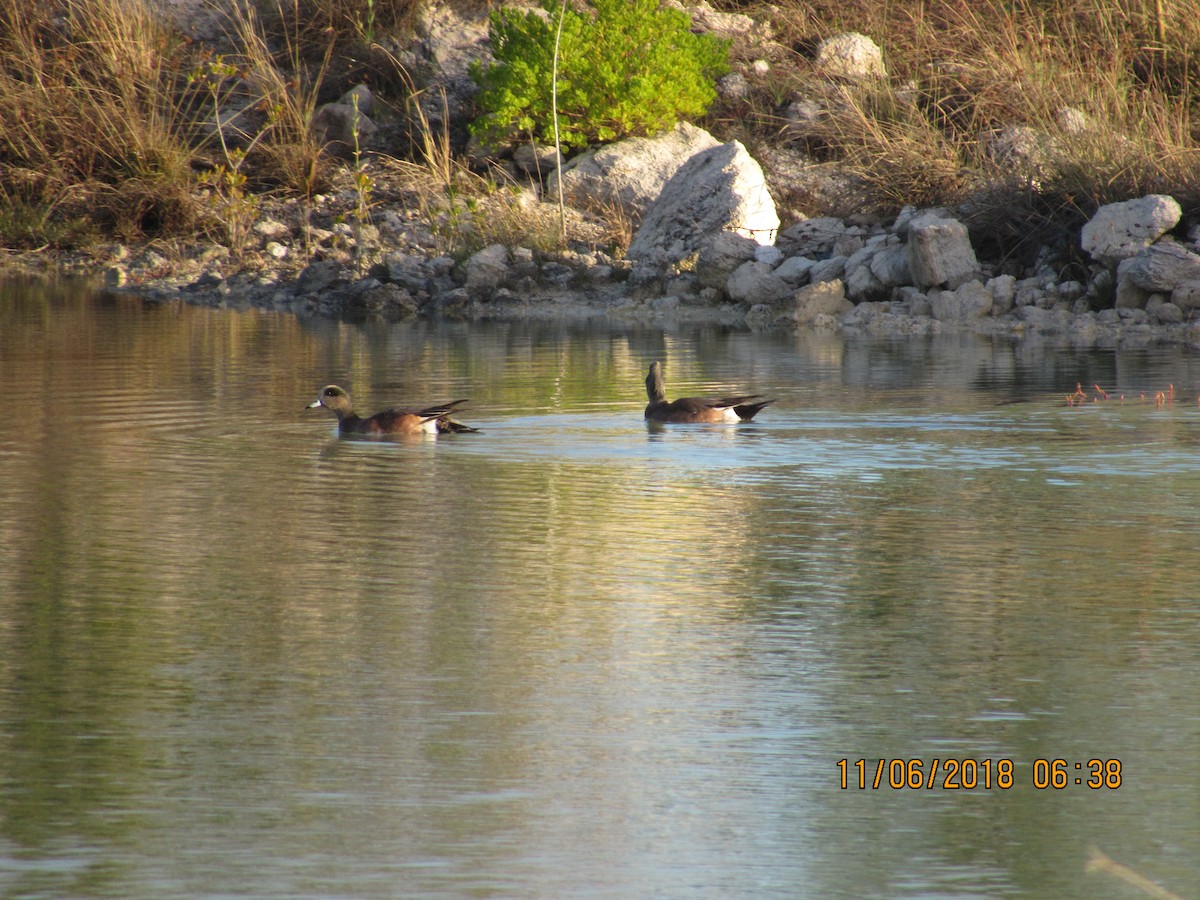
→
(643, 361, 773, 424)
(306, 385, 478, 435)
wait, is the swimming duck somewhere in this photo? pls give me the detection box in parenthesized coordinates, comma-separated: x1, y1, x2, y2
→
(306, 385, 479, 435)
(643, 361, 773, 424)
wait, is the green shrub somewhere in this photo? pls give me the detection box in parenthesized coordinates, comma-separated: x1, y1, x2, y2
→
(469, 0, 730, 151)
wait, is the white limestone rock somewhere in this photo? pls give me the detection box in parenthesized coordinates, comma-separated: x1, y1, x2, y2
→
(626, 141, 779, 266)
(815, 32, 886, 79)
(1081, 195, 1181, 266)
(546, 122, 720, 223)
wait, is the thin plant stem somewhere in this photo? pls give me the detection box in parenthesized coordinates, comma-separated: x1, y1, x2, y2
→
(551, 0, 567, 239)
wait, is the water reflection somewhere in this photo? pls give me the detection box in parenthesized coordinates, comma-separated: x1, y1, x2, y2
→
(1, 279, 1199, 898)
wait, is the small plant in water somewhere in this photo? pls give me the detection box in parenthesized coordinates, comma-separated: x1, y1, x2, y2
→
(1064, 382, 1188, 407)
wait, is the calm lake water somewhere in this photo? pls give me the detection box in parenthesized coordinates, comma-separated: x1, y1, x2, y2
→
(2, 278, 1200, 898)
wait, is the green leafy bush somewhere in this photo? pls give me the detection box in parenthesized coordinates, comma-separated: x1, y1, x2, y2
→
(470, 0, 730, 151)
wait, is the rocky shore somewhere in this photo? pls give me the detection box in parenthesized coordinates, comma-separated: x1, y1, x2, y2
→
(8, 4, 1200, 348)
(58, 166, 1200, 350)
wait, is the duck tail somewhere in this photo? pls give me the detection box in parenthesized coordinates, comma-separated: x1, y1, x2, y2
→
(437, 418, 480, 433)
(733, 399, 774, 421)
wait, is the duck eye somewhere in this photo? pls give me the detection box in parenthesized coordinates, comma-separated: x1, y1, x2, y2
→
(325, 388, 338, 396)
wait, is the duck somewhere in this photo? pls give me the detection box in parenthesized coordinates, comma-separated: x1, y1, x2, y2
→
(643, 361, 773, 424)
(306, 385, 479, 435)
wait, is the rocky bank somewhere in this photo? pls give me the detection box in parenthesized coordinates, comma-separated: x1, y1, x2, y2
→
(9, 3, 1200, 348)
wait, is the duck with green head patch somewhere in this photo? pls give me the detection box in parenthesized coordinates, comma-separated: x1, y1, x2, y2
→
(306, 385, 479, 435)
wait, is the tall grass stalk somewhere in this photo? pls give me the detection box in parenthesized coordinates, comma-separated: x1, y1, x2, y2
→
(223, 0, 331, 195)
(551, 0, 567, 240)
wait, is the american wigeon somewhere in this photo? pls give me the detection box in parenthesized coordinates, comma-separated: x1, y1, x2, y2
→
(306, 385, 479, 435)
(643, 361, 773, 424)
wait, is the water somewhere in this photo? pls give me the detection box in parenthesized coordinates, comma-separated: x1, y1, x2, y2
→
(2, 279, 1199, 898)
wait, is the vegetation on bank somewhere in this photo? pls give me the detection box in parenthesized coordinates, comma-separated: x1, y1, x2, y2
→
(0, 0, 1198, 270)
(470, 0, 730, 150)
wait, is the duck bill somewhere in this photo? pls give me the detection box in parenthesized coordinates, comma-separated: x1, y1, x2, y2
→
(305, 398, 323, 410)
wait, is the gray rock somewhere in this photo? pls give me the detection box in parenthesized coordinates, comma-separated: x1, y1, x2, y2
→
(512, 142, 562, 178)
(868, 240, 911, 287)
(297, 260, 350, 295)
(987, 274, 1017, 315)
(717, 72, 750, 101)
(253, 218, 291, 242)
(695, 231, 759, 290)
(311, 102, 377, 151)
(981, 124, 1054, 182)
(1014, 276, 1050, 308)
(929, 280, 992, 322)
(1056, 106, 1091, 135)
(845, 262, 886, 302)
(463, 244, 510, 290)
(540, 262, 575, 284)
(1081, 194, 1181, 265)
(385, 253, 433, 293)
(340, 84, 373, 115)
(777, 217, 847, 256)
(1115, 259, 1150, 308)
(1017, 305, 1053, 327)
(907, 213, 979, 289)
(1170, 280, 1200, 310)
(1146, 296, 1183, 324)
(1058, 280, 1085, 301)
(896, 286, 931, 316)
(408, 4, 490, 148)
(793, 279, 851, 324)
(346, 282, 418, 320)
(726, 260, 793, 304)
(685, 1, 762, 40)
(833, 233, 866, 257)
(1120, 240, 1200, 292)
(754, 244, 784, 267)
(809, 256, 847, 283)
(775, 255, 816, 285)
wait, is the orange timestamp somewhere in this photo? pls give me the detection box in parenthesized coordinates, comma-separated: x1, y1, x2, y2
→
(837, 758, 1123, 790)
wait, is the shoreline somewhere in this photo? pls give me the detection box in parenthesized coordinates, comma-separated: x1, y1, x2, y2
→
(8, 251, 1200, 351)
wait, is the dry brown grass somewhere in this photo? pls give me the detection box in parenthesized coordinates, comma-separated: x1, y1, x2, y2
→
(718, 0, 1200, 262)
(2, 0, 1199, 264)
(0, 0, 200, 244)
